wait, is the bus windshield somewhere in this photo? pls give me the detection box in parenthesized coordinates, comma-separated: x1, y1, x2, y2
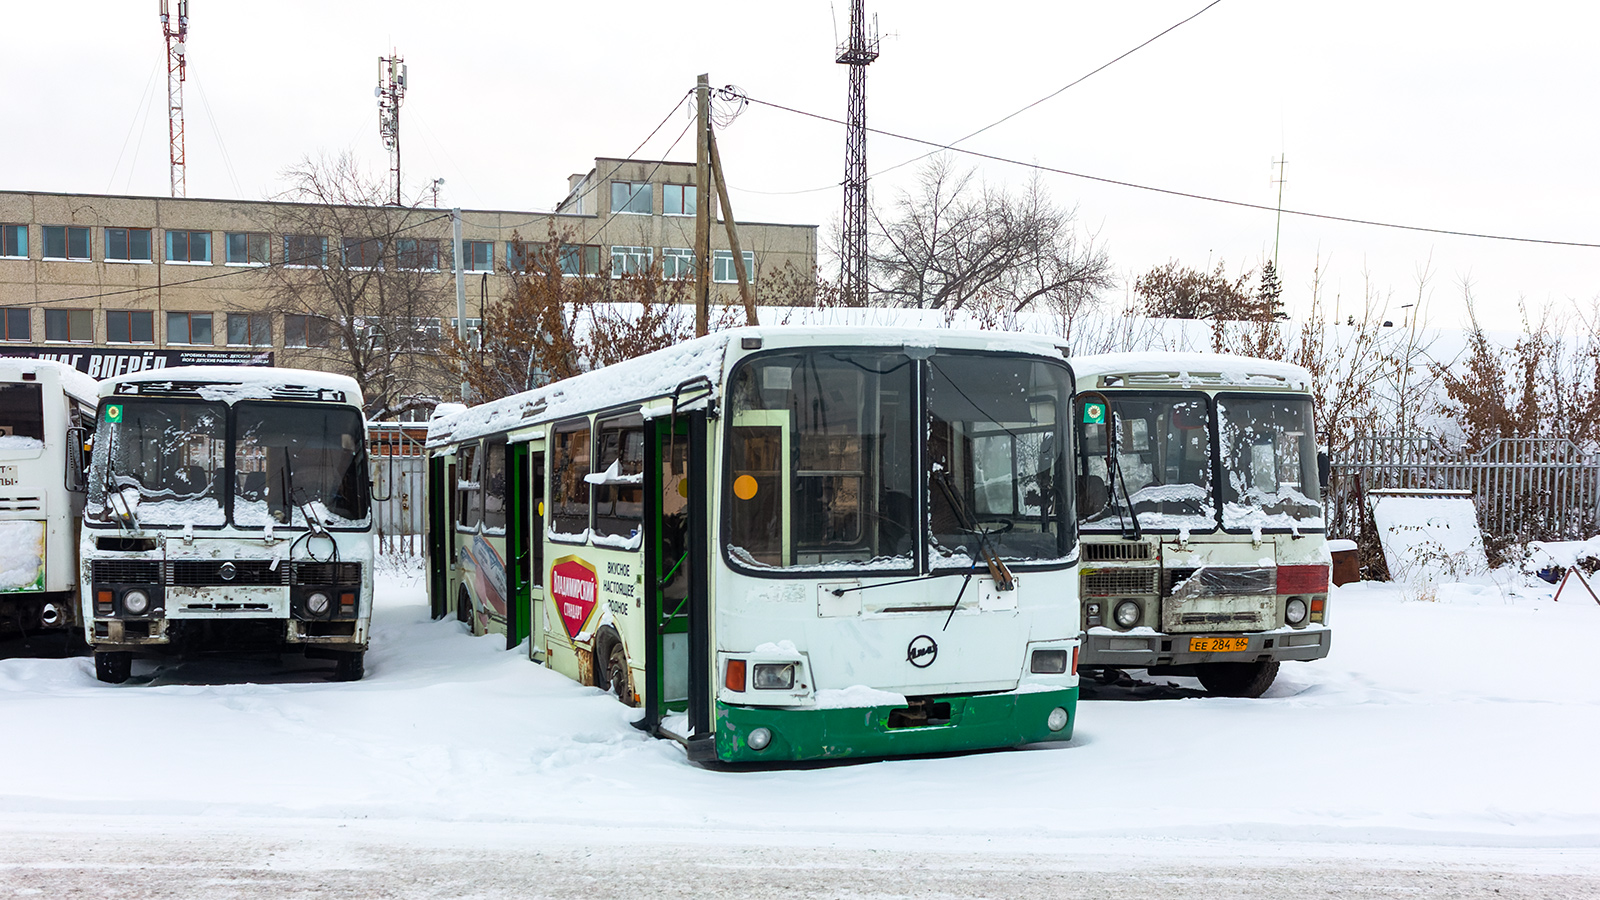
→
(234, 402, 370, 528)
(1078, 393, 1214, 533)
(0, 383, 45, 449)
(1215, 394, 1323, 531)
(928, 354, 1073, 565)
(88, 399, 228, 527)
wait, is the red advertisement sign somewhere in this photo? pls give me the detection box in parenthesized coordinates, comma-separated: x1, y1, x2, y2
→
(550, 556, 599, 641)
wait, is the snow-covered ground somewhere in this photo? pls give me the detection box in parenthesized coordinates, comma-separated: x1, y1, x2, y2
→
(3, 560, 1598, 895)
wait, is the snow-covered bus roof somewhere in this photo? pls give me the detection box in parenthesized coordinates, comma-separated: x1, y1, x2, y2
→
(1071, 352, 1312, 392)
(428, 325, 1067, 449)
(98, 365, 365, 406)
(0, 358, 100, 404)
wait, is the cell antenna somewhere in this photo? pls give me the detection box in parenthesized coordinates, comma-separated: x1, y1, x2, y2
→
(378, 53, 408, 206)
(160, 0, 190, 198)
(836, 0, 880, 305)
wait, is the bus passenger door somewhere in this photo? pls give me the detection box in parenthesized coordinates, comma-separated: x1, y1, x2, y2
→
(644, 416, 694, 737)
(426, 455, 449, 620)
(523, 442, 546, 660)
(505, 442, 530, 650)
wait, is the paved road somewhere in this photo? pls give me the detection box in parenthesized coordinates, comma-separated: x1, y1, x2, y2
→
(3, 821, 1595, 899)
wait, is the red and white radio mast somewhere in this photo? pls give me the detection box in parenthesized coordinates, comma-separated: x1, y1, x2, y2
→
(160, 0, 190, 198)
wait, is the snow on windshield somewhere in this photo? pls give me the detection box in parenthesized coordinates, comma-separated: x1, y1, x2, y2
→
(1216, 394, 1324, 531)
(1079, 393, 1215, 533)
(87, 400, 228, 527)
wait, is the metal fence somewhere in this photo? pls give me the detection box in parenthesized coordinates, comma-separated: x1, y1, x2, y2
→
(1329, 434, 1600, 557)
(369, 423, 428, 556)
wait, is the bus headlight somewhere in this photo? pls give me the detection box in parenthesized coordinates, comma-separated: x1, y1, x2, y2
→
(1113, 599, 1141, 629)
(747, 727, 773, 751)
(121, 589, 150, 616)
(1047, 707, 1069, 732)
(1285, 597, 1308, 626)
(1030, 649, 1068, 674)
(752, 663, 795, 690)
(306, 591, 331, 616)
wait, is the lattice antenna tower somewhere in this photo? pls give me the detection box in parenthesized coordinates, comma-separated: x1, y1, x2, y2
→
(836, 0, 880, 304)
(377, 54, 408, 206)
(160, 1, 190, 198)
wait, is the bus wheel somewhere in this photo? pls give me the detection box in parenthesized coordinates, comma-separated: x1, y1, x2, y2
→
(595, 628, 635, 707)
(94, 651, 132, 685)
(456, 588, 471, 625)
(1196, 660, 1279, 698)
(334, 651, 365, 682)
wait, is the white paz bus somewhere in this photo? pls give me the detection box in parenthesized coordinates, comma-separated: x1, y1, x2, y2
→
(0, 359, 97, 641)
(80, 366, 376, 683)
(1072, 353, 1332, 697)
(426, 326, 1082, 764)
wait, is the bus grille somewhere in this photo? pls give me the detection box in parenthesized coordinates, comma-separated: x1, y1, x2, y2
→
(1179, 612, 1264, 626)
(0, 495, 43, 512)
(291, 562, 362, 585)
(1082, 569, 1158, 596)
(172, 560, 288, 586)
(92, 560, 162, 583)
(1081, 542, 1154, 561)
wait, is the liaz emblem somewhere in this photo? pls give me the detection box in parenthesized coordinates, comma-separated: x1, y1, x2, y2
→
(907, 634, 938, 668)
(550, 555, 599, 640)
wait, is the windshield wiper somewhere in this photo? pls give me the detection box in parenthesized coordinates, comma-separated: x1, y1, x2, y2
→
(933, 471, 1016, 592)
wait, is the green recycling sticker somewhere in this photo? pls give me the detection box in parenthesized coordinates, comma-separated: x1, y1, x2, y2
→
(104, 404, 123, 424)
(1081, 402, 1106, 425)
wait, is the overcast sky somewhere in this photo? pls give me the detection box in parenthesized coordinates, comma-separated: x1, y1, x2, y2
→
(7, 1, 1598, 329)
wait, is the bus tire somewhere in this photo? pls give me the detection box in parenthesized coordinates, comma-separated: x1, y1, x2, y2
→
(94, 651, 132, 685)
(1196, 659, 1279, 698)
(456, 588, 471, 625)
(334, 650, 365, 682)
(594, 628, 635, 707)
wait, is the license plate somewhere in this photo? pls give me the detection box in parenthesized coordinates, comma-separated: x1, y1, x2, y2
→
(1190, 636, 1251, 653)
(0, 465, 16, 488)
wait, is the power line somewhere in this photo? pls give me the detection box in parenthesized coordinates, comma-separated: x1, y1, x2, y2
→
(742, 94, 1600, 250)
(736, 0, 1224, 197)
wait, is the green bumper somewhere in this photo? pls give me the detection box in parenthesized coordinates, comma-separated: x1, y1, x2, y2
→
(713, 686, 1078, 763)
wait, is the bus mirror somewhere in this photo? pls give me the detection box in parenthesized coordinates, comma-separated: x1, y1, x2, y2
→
(1317, 450, 1331, 491)
(64, 426, 89, 492)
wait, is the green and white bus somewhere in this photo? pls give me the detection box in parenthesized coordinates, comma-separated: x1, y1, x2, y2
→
(1072, 353, 1332, 697)
(80, 366, 376, 684)
(426, 326, 1081, 763)
(0, 359, 97, 641)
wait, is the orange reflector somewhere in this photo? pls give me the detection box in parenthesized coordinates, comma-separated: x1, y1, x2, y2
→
(1310, 597, 1326, 613)
(1071, 645, 1079, 676)
(339, 592, 355, 607)
(725, 659, 746, 692)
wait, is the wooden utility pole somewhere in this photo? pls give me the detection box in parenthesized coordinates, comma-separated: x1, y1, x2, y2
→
(694, 75, 711, 337)
(707, 130, 757, 325)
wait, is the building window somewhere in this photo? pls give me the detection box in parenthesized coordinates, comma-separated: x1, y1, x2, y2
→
(227, 313, 271, 347)
(662, 248, 695, 280)
(164, 229, 211, 264)
(712, 250, 756, 284)
(610, 245, 653, 279)
(610, 181, 652, 215)
(226, 232, 269, 265)
(1, 225, 26, 258)
(2, 308, 28, 341)
(662, 184, 696, 217)
(396, 238, 439, 271)
(105, 310, 155, 344)
(462, 240, 493, 272)
(285, 314, 333, 348)
(45, 309, 93, 342)
(43, 226, 91, 261)
(284, 234, 326, 267)
(559, 243, 601, 277)
(342, 237, 383, 269)
(166, 311, 213, 345)
(105, 228, 154, 262)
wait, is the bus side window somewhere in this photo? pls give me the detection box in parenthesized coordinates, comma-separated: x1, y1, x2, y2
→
(594, 413, 644, 539)
(482, 439, 507, 533)
(551, 419, 591, 539)
(456, 442, 480, 530)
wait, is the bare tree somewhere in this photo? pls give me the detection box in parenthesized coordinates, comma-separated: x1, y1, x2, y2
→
(869, 156, 1113, 312)
(247, 152, 456, 419)
(1132, 258, 1270, 321)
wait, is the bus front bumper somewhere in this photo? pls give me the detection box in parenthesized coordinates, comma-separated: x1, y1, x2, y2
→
(1079, 627, 1331, 668)
(711, 686, 1078, 764)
